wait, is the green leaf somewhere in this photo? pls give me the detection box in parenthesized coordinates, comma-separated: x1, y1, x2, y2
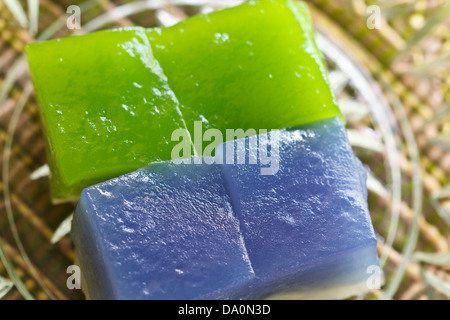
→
(4, 0, 28, 28)
(0, 276, 14, 299)
(347, 129, 384, 153)
(429, 135, 450, 152)
(328, 71, 349, 96)
(426, 105, 450, 124)
(413, 251, 450, 266)
(420, 267, 441, 300)
(50, 213, 73, 244)
(366, 170, 389, 199)
(430, 185, 450, 226)
(422, 270, 450, 299)
(338, 98, 369, 123)
(433, 184, 450, 199)
(27, 0, 39, 35)
(378, 2, 414, 19)
(30, 164, 49, 180)
(392, 3, 450, 61)
(406, 53, 450, 75)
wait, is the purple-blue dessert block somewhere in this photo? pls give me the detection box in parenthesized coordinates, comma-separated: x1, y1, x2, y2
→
(72, 117, 379, 299)
(71, 160, 255, 300)
(217, 116, 379, 298)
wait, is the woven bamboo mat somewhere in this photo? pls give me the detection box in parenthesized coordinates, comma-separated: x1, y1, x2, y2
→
(0, 0, 449, 300)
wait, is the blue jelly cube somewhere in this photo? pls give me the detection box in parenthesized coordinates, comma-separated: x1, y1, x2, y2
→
(217, 116, 379, 299)
(73, 117, 379, 300)
(71, 160, 255, 300)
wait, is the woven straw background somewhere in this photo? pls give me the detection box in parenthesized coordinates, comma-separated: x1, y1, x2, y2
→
(0, 0, 449, 300)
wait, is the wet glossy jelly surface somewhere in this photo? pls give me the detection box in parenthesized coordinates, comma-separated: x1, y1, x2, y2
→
(72, 117, 378, 299)
(148, 0, 340, 147)
(26, 0, 341, 201)
(220, 116, 378, 297)
(26, 28, 189, 200)
(72, 161, 255, 300)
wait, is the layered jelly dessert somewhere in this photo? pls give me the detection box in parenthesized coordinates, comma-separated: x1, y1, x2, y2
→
(72, 117, 379, 300)
(218, 117, 378, 299)
(72, 161, 255, 300)
(26, 0, 341, 201)
(27, 0, 380, 300)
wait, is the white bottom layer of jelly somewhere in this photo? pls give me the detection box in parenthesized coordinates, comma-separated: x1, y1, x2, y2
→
(262, 244, 383, 300)
(266, 280, 371, 300)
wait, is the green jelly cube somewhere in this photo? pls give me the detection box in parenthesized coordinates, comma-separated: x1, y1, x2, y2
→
(148, 0, 340, 150)
(27, 0, 341, 201)
(26, 28, 190, 201)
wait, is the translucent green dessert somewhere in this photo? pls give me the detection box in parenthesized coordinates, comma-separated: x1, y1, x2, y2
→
(26, 0, 341, 201)
(27, 28, 189, 201)
(148, 0, 339, 144)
